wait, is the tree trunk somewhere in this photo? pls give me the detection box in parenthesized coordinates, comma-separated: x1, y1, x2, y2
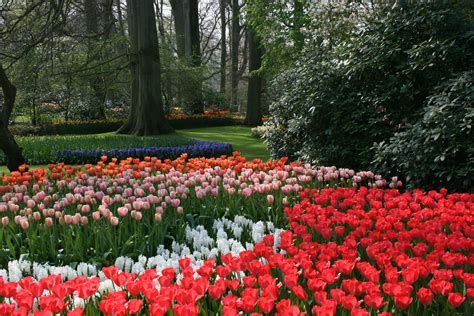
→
(219, 0, 227, 96)
(170, 0, 186, 59)
(244, 28, 263, 127)
(118, 0, 172, 136)
(231, 0, 240, 109)
(0, 65, 26, 171)
(156, 0, 172, 113)
(188, 0, 203, 114)
(115, 0, 125, 36)
(84, 0, 107, 119)
(101, 0, 116, 35)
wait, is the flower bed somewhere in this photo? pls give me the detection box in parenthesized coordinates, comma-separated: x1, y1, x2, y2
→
(55, 141, 233, 164)
(51, 112, 245, 135)
(0, 154, 390, 266)
(0, 154, 472, 315)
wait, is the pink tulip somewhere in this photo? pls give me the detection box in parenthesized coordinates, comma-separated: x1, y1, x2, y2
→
(133, 212, 143, 221)
(92, 211, 101, 221)
(20, 220, 29, 230)
(118, 207, 128, 217)
(81, 216, 88, 225)
(45, 217, 53, 227)
(81, 205, 91, 213)
(1, 217, 9, 226)
(171, 199, 180, 208)
(267, 195, 274, 204)
(110, 216, 119, 226)
(242, 188, 252, 197)
(33, 212, 41, 221)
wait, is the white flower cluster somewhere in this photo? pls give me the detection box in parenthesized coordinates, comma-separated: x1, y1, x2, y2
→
(0, 215, 283, 283)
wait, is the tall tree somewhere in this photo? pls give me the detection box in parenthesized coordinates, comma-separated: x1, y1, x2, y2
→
(230, 0, 240, 108)
(219, 0, 227, 95)
(0, 0, 68, 171)
(0, 65, 25, 171)
(244, 28, 263, 127)
(84, 0, 107, 119)
(188, 0, 204, 114)
(118, 0, 172, 135)
(100, 0, 116, 35)
(170, 0, 186, 59)
(170, 0, 203, 114)
(115, 0, 126, 36)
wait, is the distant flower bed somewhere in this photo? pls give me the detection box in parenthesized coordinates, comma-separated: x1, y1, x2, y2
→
(50, 112, 259, 135)
(56, 141, 233, 164)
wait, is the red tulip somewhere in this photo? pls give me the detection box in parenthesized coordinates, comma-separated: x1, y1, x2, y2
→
(102, 265, 119, 279)
(393, 295, 413, 310)
(466, 288, 474, 301)
(243, 276, 256, 288)
(67, 307, 84, 316)
(448, 292, 465, 308)
(257, 296, 274, 313)
(15, 289, 34, 310)
(364, 294, 385, 309)
(292, 285, 307, 300)
(341, 295, 359, 311)
(417, 288, 434, 305)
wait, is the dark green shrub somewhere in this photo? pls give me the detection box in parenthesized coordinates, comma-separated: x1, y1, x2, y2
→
(373, 72, 473, 191)
(265, 2, 473, 170)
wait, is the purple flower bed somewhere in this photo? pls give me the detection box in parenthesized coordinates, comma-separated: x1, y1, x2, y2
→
(56, 141, 233, 164)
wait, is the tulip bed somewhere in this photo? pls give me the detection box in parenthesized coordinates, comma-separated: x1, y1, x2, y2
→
(0, 153, 472, 315)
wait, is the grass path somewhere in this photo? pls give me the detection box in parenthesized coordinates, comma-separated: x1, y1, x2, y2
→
(178, 126, 268, 161)
(0, 126, 269, 174)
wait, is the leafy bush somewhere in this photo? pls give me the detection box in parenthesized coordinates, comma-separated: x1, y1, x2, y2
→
(373, 71, 473, 191)
(265, 2, 473, 170)
(250, 125, 272, 138)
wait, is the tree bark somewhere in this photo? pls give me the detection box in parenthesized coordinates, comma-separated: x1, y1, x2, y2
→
(188, 0, 203, 114)
(244, 28, 263, 127)
(231, 0, 240, 109)
(100, 0, 116, 35)
(0, 65, 26, 171)
(219, 0, 227, 96)
(156, 0, 172, 113)
(118, 0, 172, 136)
(170, 0, 186, 59)
(84, 0, 107, 119)
(115, 0, 125, 36)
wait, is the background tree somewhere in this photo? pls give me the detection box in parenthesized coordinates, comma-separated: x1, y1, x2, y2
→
(219, 0, 227, 96)
(244, 27, 262, 127)
(118, 0, 172, 135)
(230, 0, 241, 109)
(0, 0, 70, 171)
(189, 0, 204, 114)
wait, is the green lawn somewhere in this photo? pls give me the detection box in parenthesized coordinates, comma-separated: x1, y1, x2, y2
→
(0, 126, 269, 174)
(178, 126, 269, 161)
(0, 133, 193, 166)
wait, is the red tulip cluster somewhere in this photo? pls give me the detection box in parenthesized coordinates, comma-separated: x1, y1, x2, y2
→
(0, 187, 472, 315)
